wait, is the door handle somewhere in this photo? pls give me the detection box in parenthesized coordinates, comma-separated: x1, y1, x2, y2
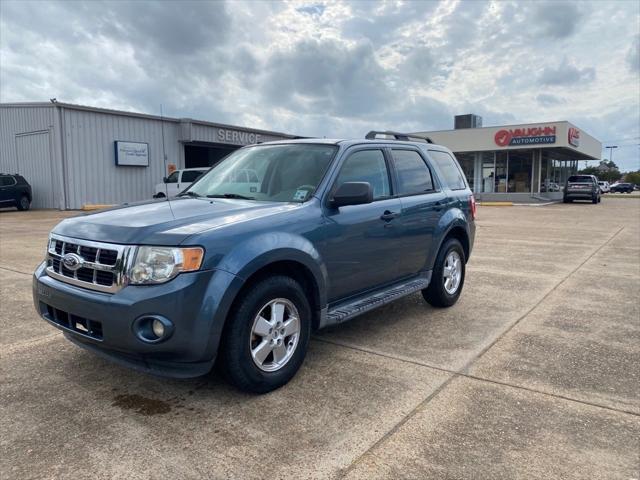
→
(380, 210, 400, 222)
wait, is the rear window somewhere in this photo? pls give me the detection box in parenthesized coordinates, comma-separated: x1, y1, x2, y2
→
(428, 150, 466, 190)
(568, 175, 593, 183)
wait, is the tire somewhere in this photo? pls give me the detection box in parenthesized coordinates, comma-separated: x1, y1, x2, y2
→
(592, 194, 598, 204)
(563, 197, 572, 203)
(218, 275, 311, 393)
(155, 192, 166, 198)
(16, 195, 30, 211)
(422, 238, 466, 308)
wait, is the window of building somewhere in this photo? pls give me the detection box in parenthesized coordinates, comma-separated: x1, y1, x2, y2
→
(429, 150, 466, 190)
(495, 152, 507, 193)
(481, 152, 495, 193)
(390, 150, 433, 195)
(336, 149, 390, 199)
(508, 150, 533, 193)
(456, 153, 475, 192)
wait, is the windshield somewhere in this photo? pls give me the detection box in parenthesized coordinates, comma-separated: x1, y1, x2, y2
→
(187, 144, 337, 202)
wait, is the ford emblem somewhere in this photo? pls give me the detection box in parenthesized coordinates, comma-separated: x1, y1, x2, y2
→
(61, 253, 84, 271)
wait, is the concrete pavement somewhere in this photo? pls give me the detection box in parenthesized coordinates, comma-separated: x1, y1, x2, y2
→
(1, 197, 638, 479)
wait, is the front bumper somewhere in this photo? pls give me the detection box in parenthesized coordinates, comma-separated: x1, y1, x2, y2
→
(32, 262, 238, 378)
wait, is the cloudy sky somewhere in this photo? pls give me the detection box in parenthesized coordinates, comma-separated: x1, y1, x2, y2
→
(1, 0, 639, 170)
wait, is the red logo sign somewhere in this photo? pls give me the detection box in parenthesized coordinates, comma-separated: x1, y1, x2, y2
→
(494, 126, 557, 147)
(568, 127, 580, 147)
(494, 130, 511, 147)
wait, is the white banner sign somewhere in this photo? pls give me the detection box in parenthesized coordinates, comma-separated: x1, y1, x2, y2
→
(115, 141, 149, 166)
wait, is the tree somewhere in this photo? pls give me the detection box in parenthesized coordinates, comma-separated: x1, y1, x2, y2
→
(579, 160, 621, 183)
(624, 171, 640, 185)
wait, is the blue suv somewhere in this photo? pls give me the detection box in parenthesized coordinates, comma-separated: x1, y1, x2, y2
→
(33, 133, 476, 393)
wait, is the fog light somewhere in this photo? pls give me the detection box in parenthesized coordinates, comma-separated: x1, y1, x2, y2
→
(152, 319, 165, 338)
(133, 315, 174, 343)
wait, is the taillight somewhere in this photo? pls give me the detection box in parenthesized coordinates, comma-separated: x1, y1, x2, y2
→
(469, 194, 477, 220)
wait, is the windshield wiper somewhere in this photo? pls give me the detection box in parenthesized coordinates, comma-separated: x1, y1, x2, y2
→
(207, 193, 255, 200)
(176, 191, 201, 198)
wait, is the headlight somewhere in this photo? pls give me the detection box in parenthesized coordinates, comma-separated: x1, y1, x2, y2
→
(129, 246, 204, 285)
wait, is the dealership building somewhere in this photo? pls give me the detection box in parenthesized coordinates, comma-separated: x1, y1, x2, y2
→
(1, 103, 603, 209)
(413, 115, 602, 202)
(0, 102, 297, 209)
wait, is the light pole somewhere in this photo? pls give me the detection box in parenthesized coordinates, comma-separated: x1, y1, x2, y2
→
(606, 145, 618, 164)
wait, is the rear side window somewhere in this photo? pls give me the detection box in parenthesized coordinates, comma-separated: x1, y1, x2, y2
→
(429, 150, 466, 190)
(182, 170, 205, 183)
(390, 150, 434, 195)
(336, 149, 390, 199)
(0, 175, 16, 186)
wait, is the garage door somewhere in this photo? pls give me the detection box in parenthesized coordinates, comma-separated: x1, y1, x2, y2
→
(15, 131, 55, 209)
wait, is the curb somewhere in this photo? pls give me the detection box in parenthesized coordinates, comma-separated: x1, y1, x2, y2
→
(82, 204, 116, 211)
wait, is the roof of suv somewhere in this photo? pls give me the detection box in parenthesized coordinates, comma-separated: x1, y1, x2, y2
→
(258, 138, 448, 149)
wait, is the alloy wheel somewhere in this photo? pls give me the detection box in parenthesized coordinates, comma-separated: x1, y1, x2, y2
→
(249, 298, 300, 372)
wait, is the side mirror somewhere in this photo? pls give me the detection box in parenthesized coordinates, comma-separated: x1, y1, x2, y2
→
(331, 182, 373, 208)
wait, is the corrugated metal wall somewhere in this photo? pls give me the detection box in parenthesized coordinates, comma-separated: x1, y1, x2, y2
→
(62, 108, 181, 209)
(0, 105, 55, 173)
(15, 131, 55, 208)
(0, 105, 64, 208)
(1, 104, 296, 210)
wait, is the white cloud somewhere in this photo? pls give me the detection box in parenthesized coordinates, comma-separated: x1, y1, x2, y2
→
(1, 0, 639, 170)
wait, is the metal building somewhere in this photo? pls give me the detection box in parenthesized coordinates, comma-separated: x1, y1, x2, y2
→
(0, 102, 297, 209)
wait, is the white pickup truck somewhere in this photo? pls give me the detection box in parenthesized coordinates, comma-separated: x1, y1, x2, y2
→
(153, 168, 208, 198)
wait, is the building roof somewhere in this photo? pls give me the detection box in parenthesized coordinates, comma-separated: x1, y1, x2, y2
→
(0, 101, 299, 139)
(412, 120, 602, 161)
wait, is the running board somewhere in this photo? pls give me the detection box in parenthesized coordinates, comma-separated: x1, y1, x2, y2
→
(324, 273, 431, 326)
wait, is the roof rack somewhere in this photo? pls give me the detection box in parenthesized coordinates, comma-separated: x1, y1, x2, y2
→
(365, 131, 433, 143)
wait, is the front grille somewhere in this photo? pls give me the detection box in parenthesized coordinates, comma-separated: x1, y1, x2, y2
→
(41, 302, 103, 340)
(46, 234, 133, 293)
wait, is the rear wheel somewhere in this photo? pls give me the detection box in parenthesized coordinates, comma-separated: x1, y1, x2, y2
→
(17, 195, 30, 211)
(422, 238, 466, 308)
(219, 275, 311, 393)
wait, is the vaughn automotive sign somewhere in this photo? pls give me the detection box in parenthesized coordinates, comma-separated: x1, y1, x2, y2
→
(494, 125, 557, 147)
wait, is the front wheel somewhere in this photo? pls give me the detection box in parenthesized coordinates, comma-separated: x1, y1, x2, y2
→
(218, 275, 311, 393)
(422, 238, 466, 308)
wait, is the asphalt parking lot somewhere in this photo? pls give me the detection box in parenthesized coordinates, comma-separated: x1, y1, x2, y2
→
(1, 198, 639, 479)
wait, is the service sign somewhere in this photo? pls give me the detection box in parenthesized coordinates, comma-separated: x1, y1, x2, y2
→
(494, 126, 557, 147)
(114, 141, 149, 166)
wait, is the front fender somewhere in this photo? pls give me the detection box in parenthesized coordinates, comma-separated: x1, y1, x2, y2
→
(200, 233, 328, 360)
(217, 231, 328, 308)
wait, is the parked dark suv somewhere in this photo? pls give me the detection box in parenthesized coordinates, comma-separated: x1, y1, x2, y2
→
(33, 133, 476, 393)
(0, 173, 32, 211)
(610, 183, 635, 194)
(563, 175, 600, 204)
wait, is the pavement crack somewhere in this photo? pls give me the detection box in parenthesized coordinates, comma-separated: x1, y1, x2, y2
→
(333, 224, 633, 478)
(2, 333, 61, 355)
(0, 265, 33, 276)
(457, 225, 626, 374)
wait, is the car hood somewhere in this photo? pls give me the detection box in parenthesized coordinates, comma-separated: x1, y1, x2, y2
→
(53, 198, 300, 245)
